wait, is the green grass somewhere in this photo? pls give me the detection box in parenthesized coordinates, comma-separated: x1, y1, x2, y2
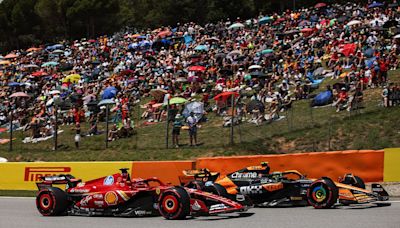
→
(0, 71, 399, 162)
(0, 190, 36, 197)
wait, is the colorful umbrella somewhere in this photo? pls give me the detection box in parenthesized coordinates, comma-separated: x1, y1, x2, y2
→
(213, 91, 239, 101)
(347, 20, 362, 26)
(315, 3, 327, 8)
(10, 92, 29, 98)
(194, 45, 209, 51)
(188, 65, 206, 72)
(168, 97, 188, 105)
(259, 16, 272, 25)
(32, 71, 47, 77)
(41, 61, 59, 67)
(4, 53, 18, 59)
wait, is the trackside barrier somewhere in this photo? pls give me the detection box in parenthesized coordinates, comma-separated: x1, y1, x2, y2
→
(0, 162, 133, 190)
(131, 161, 195, 185)
(384, 148, 400, 182)
(196, 150, 384, 182)
(0, 149, 398, 191)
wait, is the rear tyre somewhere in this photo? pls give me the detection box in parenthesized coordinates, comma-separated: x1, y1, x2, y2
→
(203, 183, 229, 198)
(36, 187, 68, 216)
(307, 177, 338, 209)
(159, 187, 190, 220)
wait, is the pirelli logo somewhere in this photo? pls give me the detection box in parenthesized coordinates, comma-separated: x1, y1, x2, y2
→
(24, 167, 71, 182)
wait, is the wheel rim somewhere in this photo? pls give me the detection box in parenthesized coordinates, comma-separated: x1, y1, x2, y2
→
(312, 185, 327, 203)
(162, 195, 179, 214)
(39, 193, 53, 210)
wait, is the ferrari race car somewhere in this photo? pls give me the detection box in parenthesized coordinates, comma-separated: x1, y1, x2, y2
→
(181, 162, 390, 208)
(35, 168, 245, 220)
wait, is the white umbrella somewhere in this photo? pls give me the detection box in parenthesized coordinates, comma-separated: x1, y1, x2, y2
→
(49, 90, 61, 95)
(98, 99, 115, 106)
(228, 23, 245, 29)
(346, 20, 362, 26)
(46, 98, 54, 107)
(369, 19, 384, 26)
(394, 34, 400, 39)
(249, 65, 262, 70)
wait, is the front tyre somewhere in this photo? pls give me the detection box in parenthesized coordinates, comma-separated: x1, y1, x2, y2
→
(307, 177, 338, 209)
(159, 187, 190, 220)
(36, 187, 68, 216)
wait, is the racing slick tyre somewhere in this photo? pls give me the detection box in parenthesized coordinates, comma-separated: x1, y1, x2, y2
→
(184, 180, 205, 190)
(203, 183, 229, 198)
(159, 187, 190, 220)
(307, 177, 338, 209)
(36, 187, 68, 216)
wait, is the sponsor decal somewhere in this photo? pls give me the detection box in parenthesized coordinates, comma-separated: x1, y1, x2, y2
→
(80, 195, 93, 206)
(372, 188, 383, 192)
(94, 201, 104, 207)
(93, 194, 103, 200)
(290, 197, 303, 201)
(116, 190, 130, 201)
(191, 200, 201, 211)
(231, 172, 257, 179)
(263, 183, 284, 192)
(156, 188, 161, 195)
(240, 185, 263, 194)
(77, 183, 85, 187)
(103, 176, 114, 186)
(105, 191, 118, 205)
(209, 204, 227, 211)
(134, 210, 152, 216)
(70, 188, 90, 193)
(24, 167, 71, 182)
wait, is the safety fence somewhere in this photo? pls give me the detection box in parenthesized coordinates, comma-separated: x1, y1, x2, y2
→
(0, 148, 398, 191)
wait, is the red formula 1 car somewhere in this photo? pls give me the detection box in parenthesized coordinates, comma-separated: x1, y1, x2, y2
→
(35, 168, 245, 219)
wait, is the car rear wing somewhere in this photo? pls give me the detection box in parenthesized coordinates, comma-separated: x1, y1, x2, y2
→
(36, 175, 81, 190)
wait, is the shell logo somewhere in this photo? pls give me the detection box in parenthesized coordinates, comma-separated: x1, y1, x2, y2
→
(105, 191, 118, 205)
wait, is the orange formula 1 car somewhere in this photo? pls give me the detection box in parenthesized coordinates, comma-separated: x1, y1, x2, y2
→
(180, 162, 390, 209)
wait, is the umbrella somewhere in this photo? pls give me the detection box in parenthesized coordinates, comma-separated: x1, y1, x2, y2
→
(383, 20, 398, 28)
(340, 43, 356, 57)
(228, 23, 245, 29)
(214, 91, 239, 101)
(369, 19, 384, 27)
(315, 3, 327, 8)
(301, 28, 314, 33)
(83, 94, 96, 104)
(259, 16, 272, 25)
(188, 65, 206, 72)
(188, 76, 203, 83)
(157, 30, 172, 38)
(52, 49, 65, 54)
(41, 61, 59, 67)
(22, 64, 39, 69)
(183, 101, 204, 118)
(26, 47, 41, 52)
(176, 77, 187, 83)
(205, 37, 219, 42)
(394, 34, 400, 39)
(260, 49, 274, 55)
(150, 89, 167, 100)
(168, 97, 188, 105)
(313, 67, 325, 76)
(249, 65, 262, 70)
(32, 71, 47, 77)
(98, 99, 115, 106)
(49, 90, 61, 95)
(46, 98, 54, 107)
(347, 20, 362, 26)
(10, 92, 29, 98)
(227, 50, 241, 58)
(194, 45, 209, 51)
(63, 74, 81, 83)
(250, 71, 267, 78)
(368, 1, 384, 8)
(4, 53, 18, 59)
(0, 60, 11, 65)
(8, 82, 21, 87)
(102, 87, 118, 100)
(246, 100, 265, 112)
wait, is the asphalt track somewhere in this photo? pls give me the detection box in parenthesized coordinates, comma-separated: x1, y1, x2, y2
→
(1, 197, 400, 228)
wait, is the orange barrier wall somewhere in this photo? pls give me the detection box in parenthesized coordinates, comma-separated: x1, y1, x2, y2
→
(196, 150, 384, 182)
(131, 161, 195, 185)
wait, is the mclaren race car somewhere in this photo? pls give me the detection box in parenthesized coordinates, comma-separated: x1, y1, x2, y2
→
(181, 162, 390, 208)
(35, 168, 245, 220)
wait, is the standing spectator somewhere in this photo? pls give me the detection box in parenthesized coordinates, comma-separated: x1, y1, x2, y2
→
(172, 114, 183, 148)
(73, 123, 81, 149)
(186, 112, 198, 146)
